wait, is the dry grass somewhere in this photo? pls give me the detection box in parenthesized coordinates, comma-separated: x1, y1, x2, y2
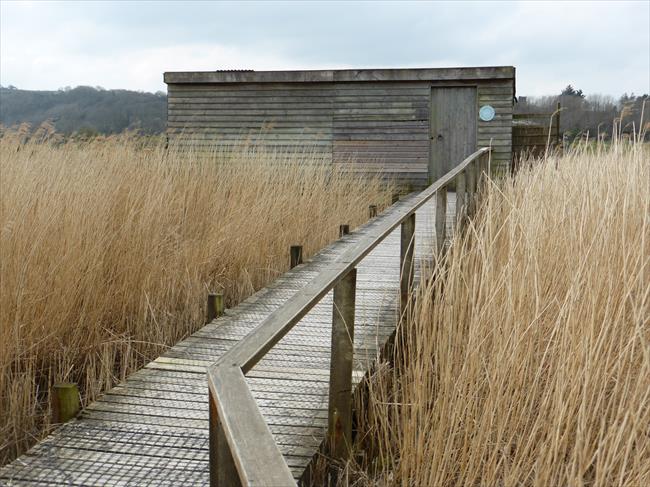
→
(346, 142, 649, 486)
(0, 129, 391, 465)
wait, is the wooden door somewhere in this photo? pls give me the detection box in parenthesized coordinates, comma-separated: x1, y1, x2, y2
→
(429, 87, 477, 182)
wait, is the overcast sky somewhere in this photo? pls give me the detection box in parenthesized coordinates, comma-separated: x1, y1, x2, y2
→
(1, 1, 648, 97)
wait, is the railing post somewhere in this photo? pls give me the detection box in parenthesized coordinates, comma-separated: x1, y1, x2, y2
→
(328, 268, 357, 462)
(456, 170, 467, 228)
(290, 245, 303, 269)
(435, 186, 447, 255)
(207, 293, 224, 324)
(467, 160, 477, 216)
(339, 224, 350, 237)
(487, 152, 491, 186)
(400, 213, 416, 317)
(480, 152, 490, 190)
(486, 151, 491, 176)
(368, 204, 377, 218)
(474, 159, 480, 208)
(210, 392, 241, 487)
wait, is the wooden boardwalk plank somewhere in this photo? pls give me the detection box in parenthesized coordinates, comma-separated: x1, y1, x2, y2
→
(0, 195, 455, 486)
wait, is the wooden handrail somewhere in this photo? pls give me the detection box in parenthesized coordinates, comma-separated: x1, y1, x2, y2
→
(208, 147, 491, 487)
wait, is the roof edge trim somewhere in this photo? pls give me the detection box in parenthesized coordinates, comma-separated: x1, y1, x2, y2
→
(164, 66, 515, 84)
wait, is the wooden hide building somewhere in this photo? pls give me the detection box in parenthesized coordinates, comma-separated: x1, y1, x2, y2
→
(164, 67, 515, 188)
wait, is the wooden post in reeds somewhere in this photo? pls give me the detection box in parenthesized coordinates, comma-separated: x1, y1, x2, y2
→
(481, 154, 490, 190)
(339, 224, 350, 237)
(207, 293, 224, 323)
(369, 205, 377, 218)
(327, 268, 356, 463)
(435, 187, 447, 255)
(467, 160, 477, 216)
(473, 159, 480, 207)
(456, 170, 467, 228)
(51, 383, 80, 424)
(290, 245, 303, 269)
(478, 154, 485, 191)
(485, 151, 491, 177)
(392, 193, 400, 204)
(400, 213, 416, 318)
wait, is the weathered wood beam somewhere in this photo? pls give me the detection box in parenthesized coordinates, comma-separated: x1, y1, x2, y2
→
(164, 67, 515, 84)
(400, 214, 416, 317)
(456, 170, 467, 228)
(327, 268, 357, 461)
(210, 394, 241, 487)
(467, 160, 477, 216)
(208, 365, 296, 486)
(435, 187, 448, 255)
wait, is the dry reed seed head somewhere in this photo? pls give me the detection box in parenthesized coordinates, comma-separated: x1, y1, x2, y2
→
(0, 131, 390, 464)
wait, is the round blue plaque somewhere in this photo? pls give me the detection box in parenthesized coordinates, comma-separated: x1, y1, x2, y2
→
(479, 105, 496, 122)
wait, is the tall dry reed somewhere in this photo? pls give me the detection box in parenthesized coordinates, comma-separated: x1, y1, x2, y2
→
(0, 130, 391, 465)
(347, 142, 649, 486)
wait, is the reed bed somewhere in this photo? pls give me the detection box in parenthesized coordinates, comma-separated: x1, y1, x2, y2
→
(0, 130, 391, 465)
(346, 142, 649, 486)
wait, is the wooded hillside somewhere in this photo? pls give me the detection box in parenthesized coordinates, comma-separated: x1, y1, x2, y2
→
(0, 86, 166, 135)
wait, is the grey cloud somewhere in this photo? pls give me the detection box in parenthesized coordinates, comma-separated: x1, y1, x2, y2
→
(1, 1, 648, 95)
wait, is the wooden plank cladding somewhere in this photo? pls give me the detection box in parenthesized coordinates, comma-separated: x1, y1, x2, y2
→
(165, 67, 515, 188)
(167, 82, 334, 157)
(331, 82, 430, 186)
(478, 81, 514, 175)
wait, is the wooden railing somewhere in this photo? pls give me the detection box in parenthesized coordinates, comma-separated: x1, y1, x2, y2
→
(207, 147, 492, 487)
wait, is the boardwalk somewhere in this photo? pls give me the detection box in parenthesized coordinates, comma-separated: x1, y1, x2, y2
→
(1, 194, 456, 487)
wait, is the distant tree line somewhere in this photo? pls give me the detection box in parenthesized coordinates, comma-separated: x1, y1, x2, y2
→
(0, 85, 166, 136)
(515, 86, 648, 141)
